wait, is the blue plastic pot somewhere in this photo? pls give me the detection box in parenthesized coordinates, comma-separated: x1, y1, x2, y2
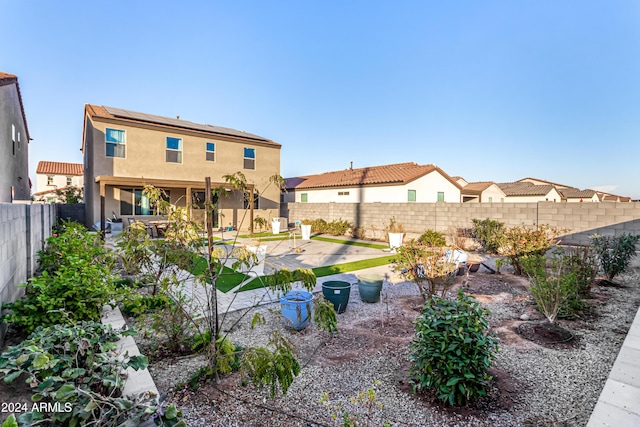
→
(280, 290, 313, 330)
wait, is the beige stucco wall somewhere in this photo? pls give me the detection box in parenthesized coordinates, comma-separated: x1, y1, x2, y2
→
(36, 173, 84, 195)
(290, 172, 461, 204)
(84, 116, 281, 228)
(0, 83, 30, 202)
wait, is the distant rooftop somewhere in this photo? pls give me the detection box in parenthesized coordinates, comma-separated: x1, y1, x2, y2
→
(36, 161, 83, 176)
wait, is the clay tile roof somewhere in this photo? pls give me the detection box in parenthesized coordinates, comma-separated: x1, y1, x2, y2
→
(461, 181, 495, 194)
(85, 104, 278, 146)
(517, 177, 571, 188)
(286, 162, 460, 190)
(0, 71, 30, 141)
(497, 182, 556, 196)
(558, 188, 596, 199)
(36, 161, 83, 176)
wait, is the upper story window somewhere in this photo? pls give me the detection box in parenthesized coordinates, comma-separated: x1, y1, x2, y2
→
(106, 128, 126, 158)
(243, 147, 255, 170)
(301, 193, 308, 203)
(206, 142, 215, 162)
(47, 176, 54, 186)
(408, 190, 416, 202)
(437, 192, 445, 202)
(166, 137, 182, 163)
(66, 177, 73, 186)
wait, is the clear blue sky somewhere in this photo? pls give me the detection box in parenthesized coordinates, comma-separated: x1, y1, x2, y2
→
(3, 1, 639, 198)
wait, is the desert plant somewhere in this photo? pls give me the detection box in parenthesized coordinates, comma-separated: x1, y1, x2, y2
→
(410, 290, 498, 406)
(384, 217, 404, 242)
(311, 218, 328, 234)
(418, 229, 446, 247)
(522, 255, 577, 323)
(591, 233, 640, 281)
(351, 225, 366, 239)
(471, 218, 505, 253)
(393, 240, 458, 301)
(0, 322, 184, 426)
(320, 380, 388, 427)
(498, 224, 564, 275)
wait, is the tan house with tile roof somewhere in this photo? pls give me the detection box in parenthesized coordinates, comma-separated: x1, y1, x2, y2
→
(459, 181, 507, 203)
(0, 72, 30, 202)
(34, 161, 84, 202)
(497, 182, 563, 202)
(517, 177, 615, 202)
(596, 191, 632, 202)
(284, 162, 462, 203)
(82, 105, 282, 231)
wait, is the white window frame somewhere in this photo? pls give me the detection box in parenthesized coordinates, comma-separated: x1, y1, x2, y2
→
(206, 142, 215, 162)
(105, 128, 126, 158)
(166, 137, 183, 163)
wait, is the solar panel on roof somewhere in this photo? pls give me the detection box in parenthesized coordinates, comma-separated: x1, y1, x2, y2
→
(102, 106, 269, 141)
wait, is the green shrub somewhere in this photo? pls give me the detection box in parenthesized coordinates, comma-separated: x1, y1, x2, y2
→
(116, 221, 154, 275)
(121, 292, 171, 316)
(0, 322, 184, 426)
(311, 218, 328, 234)
(2, 264, 115, 333)
(326, 218, 352, 236)
(591, 233, 640, 281)
(522, 254, 577, 323)
(499, 224, 563, 275)
(471, 218, 505, 253)
(410, 290, 498, 406)
(418, 229, 446, 247)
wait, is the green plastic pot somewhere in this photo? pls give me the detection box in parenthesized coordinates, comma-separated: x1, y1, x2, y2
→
(321, 280, 352, 313)
(357, 273, 384, 303)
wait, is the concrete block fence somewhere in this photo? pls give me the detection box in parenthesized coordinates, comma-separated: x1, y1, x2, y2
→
(0, 202, 56, 346)
(282, 201, 640, 245)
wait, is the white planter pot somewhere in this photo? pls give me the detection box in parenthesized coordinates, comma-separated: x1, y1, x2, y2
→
(388, 232, 404, 250)
(301, 224, 311, 240)
(243, 244, 267, 276)
(272, 220, 281, 235)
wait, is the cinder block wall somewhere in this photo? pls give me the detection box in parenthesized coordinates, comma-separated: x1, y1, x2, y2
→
(0, 203, 56, 346)
(283, 202, 640, 245)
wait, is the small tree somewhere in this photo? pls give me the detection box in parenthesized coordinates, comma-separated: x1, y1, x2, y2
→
(55, 185, 83, 204)
(591, 233, 640, 281)
(393, 240, 458, 302)
(522, 255, 577, 323)
(498, 224, 564, 275)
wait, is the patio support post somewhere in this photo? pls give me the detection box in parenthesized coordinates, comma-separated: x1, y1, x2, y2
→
(100, 182, 106, 240)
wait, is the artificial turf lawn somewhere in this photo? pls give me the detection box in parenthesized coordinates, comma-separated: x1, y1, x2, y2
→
(225, 255, 396, 293)
(185, 237, 394, 293)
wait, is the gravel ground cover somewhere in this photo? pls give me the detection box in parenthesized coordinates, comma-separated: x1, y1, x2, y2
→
(137, 267, 640, 427)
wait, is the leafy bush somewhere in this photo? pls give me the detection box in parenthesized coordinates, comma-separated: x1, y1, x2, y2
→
(0, 322, 184, 426)
(121, 291, 171, 316)
(410, 290, 498, 406)
(326, 218, 352, 236)
(499, 224, 563, 275)
(591, 233, 640, 281)
(418, 229, 446, 247)
(471, 218, 505, 253)
(394, 240, 458, 301)
(38, 223, 114, 275)
(522, 255, 577, 323)
(311, 218, 328, 234)
(2, 250, 115, 333)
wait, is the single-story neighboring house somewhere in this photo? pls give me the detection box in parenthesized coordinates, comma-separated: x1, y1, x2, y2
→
(456, 180, 507, 203)
(285, 162, 462, 203)
(496, 182, 563, 202)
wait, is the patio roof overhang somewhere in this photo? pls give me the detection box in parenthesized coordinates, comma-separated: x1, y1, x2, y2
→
(95, 175, 255, 237)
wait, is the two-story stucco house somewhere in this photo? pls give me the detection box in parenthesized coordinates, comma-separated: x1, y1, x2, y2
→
(284, 162, 462, 203)
(0, 72, 30, 202)
(34, 161, 84, 202)
(82, 105, 281, 231)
